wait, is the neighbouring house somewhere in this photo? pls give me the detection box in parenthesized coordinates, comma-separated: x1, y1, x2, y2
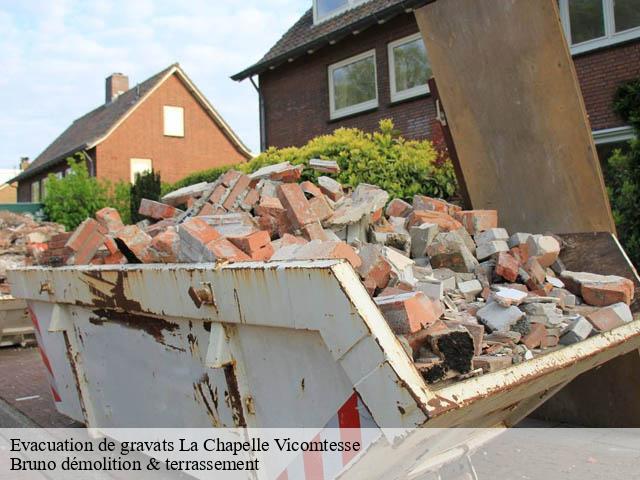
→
(0, 167, 21, 203)
(14, 63, 252, 202)
(233, 0, 640, 161)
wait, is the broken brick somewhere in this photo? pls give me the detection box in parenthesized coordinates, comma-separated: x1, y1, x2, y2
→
(222, 174, 251, 210)
(65, 218, 107, 265)
(300, 181, 324, 198)
(290, 240, 361, 269)
(277, 183, 318, 230)
(308, 195, 333, 222)
(385, 198, 413, 218)
(357, 244, 392, 290)
(406, 210, 463, 232)
(95, 207, 124, 234)
(586, 302, 633, 331)
(115, 225, 153, 263)
(455, 210, 498, 235)
(317, 176, 344, 201)
(375, 291, 441, 334)
(138, 199, 181, 220)
(521, 323, 546, 349)
(496, 252, 520, 282)
(205, 237, 251, 262)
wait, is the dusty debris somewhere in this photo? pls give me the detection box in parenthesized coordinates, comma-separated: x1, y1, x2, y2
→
(0, 211, 65, 293)
(33, 161, 637, 385)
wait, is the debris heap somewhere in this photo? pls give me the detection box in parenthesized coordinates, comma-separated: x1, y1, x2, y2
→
(0, 211, 66, 294)
(36, 161, 636, 385)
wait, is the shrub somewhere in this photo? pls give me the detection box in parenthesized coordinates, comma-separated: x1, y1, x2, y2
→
(602, 79, 640, 267)
(164, 120, 456, 202)
(44, 154, 131, 230)
(130, 169, 161, 223)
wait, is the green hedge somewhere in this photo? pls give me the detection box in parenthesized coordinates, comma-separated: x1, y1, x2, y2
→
(603, 79, 640, 267)
(164, 120, 457, 201)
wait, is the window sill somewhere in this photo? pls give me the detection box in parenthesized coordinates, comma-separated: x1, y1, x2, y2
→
(389, 91, 431, 106)
(327, 105, 379, 123)
(570, 28, 640, 56)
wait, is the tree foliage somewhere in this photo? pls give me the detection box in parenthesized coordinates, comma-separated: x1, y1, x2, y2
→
(130, 169, 161, 223)
(602, 79, 640, 267)
(43, 154, 131, 230)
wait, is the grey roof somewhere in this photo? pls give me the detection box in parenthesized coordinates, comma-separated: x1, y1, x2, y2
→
(232, 0, 433, 81)
(15, 64, 176, 182)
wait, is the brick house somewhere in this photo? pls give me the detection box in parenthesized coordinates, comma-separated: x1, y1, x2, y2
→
(233, 0, 640, 161)
(15, 63, 251, 202)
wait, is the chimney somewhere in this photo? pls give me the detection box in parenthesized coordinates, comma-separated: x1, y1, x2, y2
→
(19, 157, 30, 171)
(105, 73, 129, 103)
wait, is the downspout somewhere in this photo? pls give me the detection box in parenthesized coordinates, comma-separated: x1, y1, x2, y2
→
(249, 75, 267, 152)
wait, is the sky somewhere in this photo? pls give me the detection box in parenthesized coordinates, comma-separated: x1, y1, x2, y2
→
(0, 0, 309, 170)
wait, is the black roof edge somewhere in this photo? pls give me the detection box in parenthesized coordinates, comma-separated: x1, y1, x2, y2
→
(231, 0, 435, 81)
(10, 146, 88, 183)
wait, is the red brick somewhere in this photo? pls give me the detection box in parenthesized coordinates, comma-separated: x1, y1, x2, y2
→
(496, 252, 520, 282)
(138, 198, 180, 220)
(581, 279, 634, 307)
(94, 208, 123, 235)
(406, 210, 462, 231)
(115, 225, 153, 262)
(219, 170, 242, 187)
(291, 240, 361, 269)
(222, 174, 251, 210)
(374, 291, 442, 334)
(455, 210, 498, 235)
(208, 184, 228, 204)
(413, 195, 449, 213)
(205, 238, 251, 262)
(148, 227, 180, 263)
(308, 195, 333, 221)
(104, 251, 127, 265)
(300, 181, 323, 198)
(228, 230, 271, 255)
(302, 221, 328, 241)
(522, 323, 546, 349)
(241, 188, 260, 210)
(385, 198, 412, 218)
(277, 183, 318, 229)
(523, 257, 546, 291)
(197, 203, 217, 216)
(251, 243, 275, 261)
(357, 245, 392, 290)
(180, 217, 221, 245)
(65, 218, 107, 265)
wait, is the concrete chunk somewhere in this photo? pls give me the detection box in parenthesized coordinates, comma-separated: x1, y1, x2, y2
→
(476, 302, 525, 333)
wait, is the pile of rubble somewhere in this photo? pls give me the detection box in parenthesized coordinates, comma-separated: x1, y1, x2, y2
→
(0, 211, 66, 294)
(37, 161, 636, 385)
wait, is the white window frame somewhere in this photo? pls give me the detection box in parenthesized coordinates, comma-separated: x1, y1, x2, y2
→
(559, 0, 640, 55)
(388, 33, 430, 103)
(593, 125, 635, 144)
(163, 105, 184, 137)
(328, 49, 378, 120)
(130, 158, 153, 183)
(313, 0, 369, 25)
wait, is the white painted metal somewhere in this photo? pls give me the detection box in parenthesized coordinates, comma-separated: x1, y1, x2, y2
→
(0, 296, 34, 347)
(7, 261, 640, 433)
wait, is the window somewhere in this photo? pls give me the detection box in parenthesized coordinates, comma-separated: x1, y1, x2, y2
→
(130, 158, 152, 183)
(31, 181, 40, 202)
(163, 106, 184, 137)
(41, 177, 48, 199)
(388, 33, 432, 103)
(559, 0, 640, 54)
(328, 50, 378, 119)
(313, 0, 369, 24)
(593, 126, 635, 162)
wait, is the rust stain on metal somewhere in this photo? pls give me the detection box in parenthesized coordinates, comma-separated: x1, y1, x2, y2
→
(90, 309, 179, 345)
(63, 331, 89, 425)
(193, 373, 220, 427)
(233, 289, 245, 324)
(187, 332, 199, 356)
(83, 270, 143, 312)
(427, 395, 458, 416)
(203, 321, 212, 332)
(224, 364, 247, 427)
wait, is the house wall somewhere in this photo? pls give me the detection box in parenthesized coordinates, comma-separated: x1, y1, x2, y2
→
(260, 13, 640, 148)
(0, 184, 17, 203)
(96, 73, 247, 185)
(573, 40, 640, 132)
(16, 152, 93, 203)
(260, 13, 437, 149)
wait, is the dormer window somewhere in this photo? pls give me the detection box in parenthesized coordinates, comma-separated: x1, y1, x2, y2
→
(313, 0, 369, 24)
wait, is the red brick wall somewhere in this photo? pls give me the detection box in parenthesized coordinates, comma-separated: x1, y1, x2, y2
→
(96, 73, 248, 184)
(574, 40, 640, 131)
(260, 14, 640, 148)
(260, 13, 436, 148)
